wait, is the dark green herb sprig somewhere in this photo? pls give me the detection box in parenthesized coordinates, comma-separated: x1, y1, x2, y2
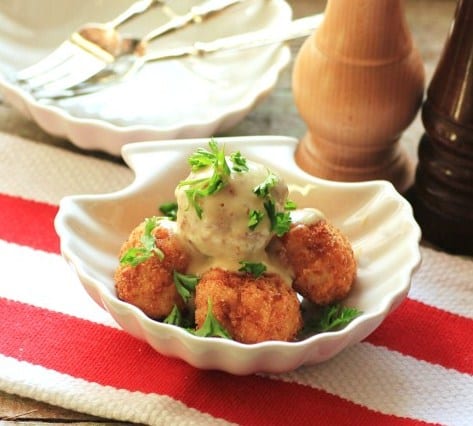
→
(230, 151, 249, 172)
(164, 305, 183, 326)
(284, 199, 297, 211)
(302, 303, 362, 335)
(264, 199, 292, 237)
(163, 305, 194, 329)
(238, 261, 267, 277)
(253, 171, 278, 198)
(178, 140, 248, 218)
(173, 271, 199, 303)
(119, 216, 164, 266)
(192, 298, 231, 339)
(318, 304, 362, 332)
(159, 201, 178, 221)
(252, 170, 292, 236)
(248, 209, 265, 230)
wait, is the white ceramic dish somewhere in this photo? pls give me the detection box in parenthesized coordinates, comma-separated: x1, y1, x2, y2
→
(54, 136, 422, 375)
(0, 0, 291, 156)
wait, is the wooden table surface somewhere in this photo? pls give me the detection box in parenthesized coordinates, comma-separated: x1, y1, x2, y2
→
(0, 0, 456, 424)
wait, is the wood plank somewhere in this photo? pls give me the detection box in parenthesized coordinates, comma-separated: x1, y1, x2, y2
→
(0, 389, 126, 423)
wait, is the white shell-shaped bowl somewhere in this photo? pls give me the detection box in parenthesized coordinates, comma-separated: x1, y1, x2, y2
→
(54, 136, 421, 375)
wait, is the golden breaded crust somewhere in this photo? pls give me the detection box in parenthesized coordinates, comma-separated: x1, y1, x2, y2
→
(281, 220, 356, 305)
(114, 221, 190, 319)
(195, 268, 302, 344)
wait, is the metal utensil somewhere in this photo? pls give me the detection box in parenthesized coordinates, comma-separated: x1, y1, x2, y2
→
(16, 0, 165, 86)
(34, 13, 324, 99)
(19, 0, 245, 94)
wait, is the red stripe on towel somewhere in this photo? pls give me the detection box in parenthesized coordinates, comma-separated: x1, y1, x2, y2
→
(0, 298, 432, 426)
(0, 193, 59, 253)
(367, 298, 473, 374)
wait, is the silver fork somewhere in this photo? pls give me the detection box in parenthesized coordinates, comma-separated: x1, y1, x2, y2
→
(16, 0, 165, 87)
(18, 0, 245, 95)
(34, 14, 324, 99)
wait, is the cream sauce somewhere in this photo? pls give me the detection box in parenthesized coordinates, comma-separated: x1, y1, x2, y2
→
(173, 157, 324, 287)
(185, 247, 294, 285)
(290, 208, 325, 225)
(175, 157, 287, 259)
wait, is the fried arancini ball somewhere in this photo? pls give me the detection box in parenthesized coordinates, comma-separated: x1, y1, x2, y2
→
(280, 220, 356, 305)
(195, 268, 302, 344)
(114, 220, 190, 319)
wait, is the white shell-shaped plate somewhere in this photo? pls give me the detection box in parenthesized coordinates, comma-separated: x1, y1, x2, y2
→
(54, 136, 422, 375)
(0, 0, 291, 156)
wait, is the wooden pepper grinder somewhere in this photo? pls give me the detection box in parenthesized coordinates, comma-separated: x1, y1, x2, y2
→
(292, 0, 425, 193)
(412, 0, 473, 255)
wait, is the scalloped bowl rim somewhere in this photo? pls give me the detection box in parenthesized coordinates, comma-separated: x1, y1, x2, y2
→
(54, 136, 422, 374)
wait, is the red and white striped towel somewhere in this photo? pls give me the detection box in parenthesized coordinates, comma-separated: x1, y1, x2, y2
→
(1, 132, 472, 426)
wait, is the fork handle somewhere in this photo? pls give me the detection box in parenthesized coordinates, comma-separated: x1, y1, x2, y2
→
(142, 0, 244, 43)
(142, 14, 324, 63)
(107, 0, 165, 29)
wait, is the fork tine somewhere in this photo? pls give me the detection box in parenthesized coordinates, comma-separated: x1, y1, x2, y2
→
(21, 43, 106, 90)
(30, 53, 108, 95)
(15, 0, 163, 84)
(16, 41, 79, 82)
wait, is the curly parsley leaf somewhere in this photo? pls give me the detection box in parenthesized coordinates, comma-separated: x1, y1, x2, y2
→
(318, 305, 362, 332)
(273, 211, 292, 236)
(317, 304, 362, 332)
(173, 271, 199, 303)
(238, 261, 267, 277)
(164, 305, 194, 328)
(159, 201, 178, 221)
(119, 216, 164, 266)
(188, 138, 230, 178)
(248, 209, 265, 230)
(284, 199, 297, 210)
(264, 199, 292, 237)
(119, 247, 153, 267)
(253, 171, 278, 198)
(230, 151, 249, 172)
(179, 140, 231, 218)
(188, 139, 220, 171)
(252, 171, 292, 236)
(193, 298, 231, 339)
(164, 305, 183, 326)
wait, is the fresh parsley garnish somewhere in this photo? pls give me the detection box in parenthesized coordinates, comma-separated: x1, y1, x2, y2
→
(164, 305, 183, 326)
(274, 211, 292, 236)
(188, 139, 221, 171)
(193, 298, 231, 339)
(317, 304, 362, 332)
(119, 216, 164, 266)
(179, 141, 250, 219)
(230, 151, 249, 172)
(173, 271, 199, 303)
(159, 201, 178, 221)
(284, 199, 297, 210)
(238, 261, 267, 277)
(253, 171, 278, 198)
(164, 305, 194, 328)
(253, 171, 292, 236)
(248, 209, 264, 230)
(178, 140, 231, 218)
(302, 303, 362, 335)
(264, 199, 292, 237)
